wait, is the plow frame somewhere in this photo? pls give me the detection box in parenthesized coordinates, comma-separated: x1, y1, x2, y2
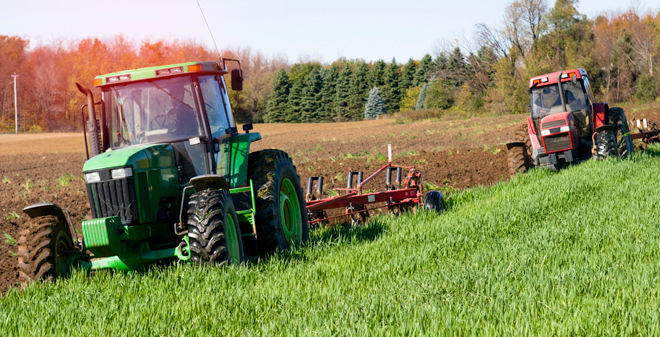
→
(305, 145, 425, 225)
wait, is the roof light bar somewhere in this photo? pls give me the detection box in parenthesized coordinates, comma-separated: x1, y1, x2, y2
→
(156, 66, 184, 76)
(106, 74, 131, 83)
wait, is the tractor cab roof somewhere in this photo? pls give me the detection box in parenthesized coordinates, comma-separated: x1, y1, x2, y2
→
(529, 68, 588, 89)
(94, 61, 227, 87)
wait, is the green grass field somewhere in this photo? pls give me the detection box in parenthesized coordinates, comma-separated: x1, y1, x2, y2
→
(3, 147, 660, 336)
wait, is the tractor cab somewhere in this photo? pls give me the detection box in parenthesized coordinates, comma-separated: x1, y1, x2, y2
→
(507, 68, 634, 173)
(91, 61, 250, 186)
(528, 69, 597, 162)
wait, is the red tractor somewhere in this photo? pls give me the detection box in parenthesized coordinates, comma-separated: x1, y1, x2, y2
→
(507, 68, 634, 173)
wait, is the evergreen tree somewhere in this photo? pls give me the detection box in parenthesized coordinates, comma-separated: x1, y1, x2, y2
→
(301, 70, 323, 122)
(434, 52, 448, 71)
(413, 54, 433, 86)
(447, 47, 467, 88)
(333, 64, 352, 121)
(317, 67, 337, 122)
(286, 80, 304, 123)
(382, 58, 401, 113)
(399, 59, 417, 92)
(369, 59, 386, 88)
(265, 69, 290, 123)
(347, 62, 370, 120)
(364, 87, 385, 120)
(416, 82, 430, 110)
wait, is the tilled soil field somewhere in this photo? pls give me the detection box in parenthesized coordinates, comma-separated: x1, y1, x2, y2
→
(2, 103, 657, 293)
(0, 153, 88, 293)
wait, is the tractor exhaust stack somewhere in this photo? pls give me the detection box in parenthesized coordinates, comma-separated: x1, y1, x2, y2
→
(76, 83, 101, 157)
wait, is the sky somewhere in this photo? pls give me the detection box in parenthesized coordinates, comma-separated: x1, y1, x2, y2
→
(2, 0, 660, 63)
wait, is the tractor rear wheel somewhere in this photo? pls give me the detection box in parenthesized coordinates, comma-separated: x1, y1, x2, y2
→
(609, 107, 634, 157)
(188, 189, 244, 266)
(508, 124, 533, 174)
(17, 215, 74, 282)
(248, 150, 309, 256)
(424, 191, 446, 213)
(594, 129, 618, 160)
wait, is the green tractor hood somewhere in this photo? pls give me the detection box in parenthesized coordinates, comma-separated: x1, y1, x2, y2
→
(83, 144, 176, 173)
(82, 144, 180, 225)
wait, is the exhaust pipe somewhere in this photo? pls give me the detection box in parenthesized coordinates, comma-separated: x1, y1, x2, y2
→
(76, 83, 101, 157)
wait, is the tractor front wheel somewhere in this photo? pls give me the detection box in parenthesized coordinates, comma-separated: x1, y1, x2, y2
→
(248, 150, 309, 256)
(188, 189, 244, 266)
(17, 215, 74, 282)
(609, 107, 634, 157)
(594, 129, 618, 160)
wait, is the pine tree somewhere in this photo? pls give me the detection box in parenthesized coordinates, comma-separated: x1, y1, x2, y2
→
(301, 70, 323, 122)
(416, 82, 430, 110)
(333, 64, 352, 121)
(364, 87, 385, 120)
(382, 58, 401, 113)
(369, 59, 386, 88)
(347, 62, 370, 120)
(413, 54, 433, 86)
(399, 59, 417, 92)
(286, 81, 304, 123)
(265, 69, 290, 123)
(317, 67, 337, 122)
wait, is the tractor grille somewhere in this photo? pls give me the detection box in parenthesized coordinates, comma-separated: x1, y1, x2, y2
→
(543, 133, 572, 153)
(86, 177, 139, 224)
(542, 120, 566, 129)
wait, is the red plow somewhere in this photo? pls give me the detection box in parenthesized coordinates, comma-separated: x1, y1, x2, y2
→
(304, 145, 445, 226)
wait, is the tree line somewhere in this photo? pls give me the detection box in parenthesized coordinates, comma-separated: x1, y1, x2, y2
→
(1, 0, 659, 132)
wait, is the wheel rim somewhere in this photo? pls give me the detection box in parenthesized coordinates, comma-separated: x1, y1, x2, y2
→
(279, 178, 302, 246)
(225, 215, 240, 265)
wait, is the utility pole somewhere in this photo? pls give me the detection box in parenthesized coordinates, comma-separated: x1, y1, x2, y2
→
(11, 73, 18, 133)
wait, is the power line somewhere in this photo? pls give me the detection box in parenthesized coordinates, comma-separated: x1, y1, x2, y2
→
(195, 0, 220, 58)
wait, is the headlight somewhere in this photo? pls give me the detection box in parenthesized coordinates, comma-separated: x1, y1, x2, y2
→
(111, 168, 133, 179)
(85, 172, 100, 183)
(541, 129, 551, 136)
(560, 126, 570, 132)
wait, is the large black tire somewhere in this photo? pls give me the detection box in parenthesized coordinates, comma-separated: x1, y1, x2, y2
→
(594, 129, 618, 160)
(508, 124, 533, 174)
(608, 107, 634, 157)
(16, 215, 74, 282)
(187, 189, 244, 266)
(424, 191, 446, 213)
(248, 150, 309, 256)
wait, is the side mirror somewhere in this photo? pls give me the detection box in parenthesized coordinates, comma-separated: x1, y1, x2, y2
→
(571, 74, 577, 86)
(231, 69, 243, 91)
(242, 123, 253, 134)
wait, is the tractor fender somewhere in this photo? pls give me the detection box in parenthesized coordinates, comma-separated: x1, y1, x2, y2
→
(23, 203, 79, 244)
(190, 174, 229, 193)
(593, 102, 609, 129)
(506, 141, 526, 150)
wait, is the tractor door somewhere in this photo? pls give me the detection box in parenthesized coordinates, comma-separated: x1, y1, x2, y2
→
(197, 75, 237, 179)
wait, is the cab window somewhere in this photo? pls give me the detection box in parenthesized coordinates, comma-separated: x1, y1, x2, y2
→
(198, 75, 230, 140)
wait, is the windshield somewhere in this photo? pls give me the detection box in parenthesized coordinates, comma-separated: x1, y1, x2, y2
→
(103, 76, 204, 148)
(531, 81, 588, 119)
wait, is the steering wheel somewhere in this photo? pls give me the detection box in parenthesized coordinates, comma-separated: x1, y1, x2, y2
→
(151, 115, 168, 129)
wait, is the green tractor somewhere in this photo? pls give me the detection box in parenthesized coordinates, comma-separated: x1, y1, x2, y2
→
(17, 60, 309, 281)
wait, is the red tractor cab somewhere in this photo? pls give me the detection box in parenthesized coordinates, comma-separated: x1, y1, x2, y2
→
(507, 68, 634, 172)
